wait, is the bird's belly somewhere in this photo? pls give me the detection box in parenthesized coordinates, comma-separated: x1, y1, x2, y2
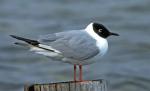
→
(62, 57, 95, 65)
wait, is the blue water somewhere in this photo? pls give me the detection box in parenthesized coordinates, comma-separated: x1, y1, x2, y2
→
(0, 0, 150, 91)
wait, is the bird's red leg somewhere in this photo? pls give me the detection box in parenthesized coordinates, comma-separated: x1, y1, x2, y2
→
(74, 64, 77, 81)
(79, 65, 83, 81)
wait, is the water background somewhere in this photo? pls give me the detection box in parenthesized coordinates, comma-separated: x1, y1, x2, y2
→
(0, 0, 150, 91)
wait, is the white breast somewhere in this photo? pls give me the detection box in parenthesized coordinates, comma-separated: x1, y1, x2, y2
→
(96, 39, 108, 56)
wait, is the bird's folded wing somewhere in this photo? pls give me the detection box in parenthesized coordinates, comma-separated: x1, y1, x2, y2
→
(38, 30, 99, 60)
(38, 34, 57, 43)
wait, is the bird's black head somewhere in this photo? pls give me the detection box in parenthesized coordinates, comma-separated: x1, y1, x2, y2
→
(92, 23, 119, 38)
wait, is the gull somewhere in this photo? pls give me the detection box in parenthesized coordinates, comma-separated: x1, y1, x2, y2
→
(10, 22, 119, 81)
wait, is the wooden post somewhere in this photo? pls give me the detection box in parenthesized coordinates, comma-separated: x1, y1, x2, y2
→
(24, 79, 107, 91)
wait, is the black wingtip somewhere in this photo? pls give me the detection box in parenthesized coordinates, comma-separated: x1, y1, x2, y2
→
(14, 42, 19, 45)
(10, 35, 16, 38)
(10, 35, 40, 46)
(10, 35, 23, 40)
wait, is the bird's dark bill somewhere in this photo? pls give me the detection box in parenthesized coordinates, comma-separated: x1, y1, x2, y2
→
(110, 32, 119, 36)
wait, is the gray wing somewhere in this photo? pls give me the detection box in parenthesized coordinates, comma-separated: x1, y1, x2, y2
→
(38, 30, 99, 60)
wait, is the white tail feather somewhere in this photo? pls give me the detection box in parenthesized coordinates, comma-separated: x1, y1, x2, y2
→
(38, 44, 61, 54)
(30, 44, 62, 57)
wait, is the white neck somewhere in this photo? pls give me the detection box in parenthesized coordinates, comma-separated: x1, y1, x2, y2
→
(84, 23, 108, 56)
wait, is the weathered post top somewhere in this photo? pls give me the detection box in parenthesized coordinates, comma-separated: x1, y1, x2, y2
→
(24, 79, 107, 91)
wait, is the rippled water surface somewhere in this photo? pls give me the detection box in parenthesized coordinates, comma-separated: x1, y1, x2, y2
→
(0, 0, 150, 91)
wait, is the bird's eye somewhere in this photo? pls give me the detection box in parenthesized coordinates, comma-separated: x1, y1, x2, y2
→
(98, 29, 102, 32)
